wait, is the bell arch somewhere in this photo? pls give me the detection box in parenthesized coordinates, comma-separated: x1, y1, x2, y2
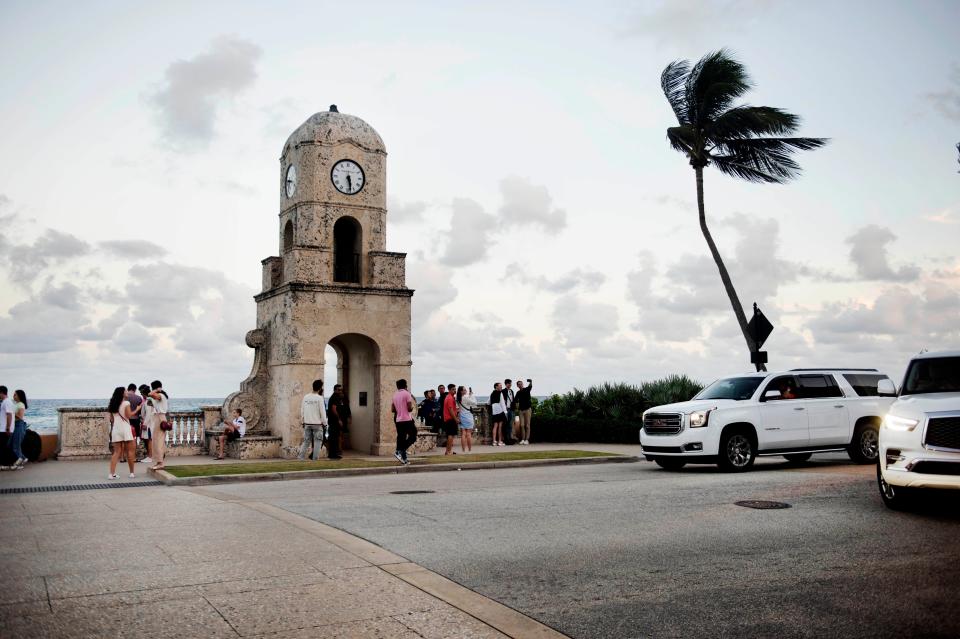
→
(282, 219, 294, 253)
(327, 333, 380, 453)
(333, 216, 362, 283)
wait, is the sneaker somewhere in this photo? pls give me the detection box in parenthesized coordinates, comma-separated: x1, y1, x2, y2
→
(394, 451, 404, 463)
(108, 474, 119, 479)
(13, 458, 24, 468)
(128, 473, 136, 479)
(140, 457, 153, 464)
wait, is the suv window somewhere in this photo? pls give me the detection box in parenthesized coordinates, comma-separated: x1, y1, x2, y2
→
(902, 357, 960, 395)
(797, 374, 844, 399)
(843, 373, 896, 397)
(763, 375, 799, 401)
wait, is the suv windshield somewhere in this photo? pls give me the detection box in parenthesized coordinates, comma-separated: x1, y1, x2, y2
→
(902, 357, 960, 395)
(694, 377, 764, 401)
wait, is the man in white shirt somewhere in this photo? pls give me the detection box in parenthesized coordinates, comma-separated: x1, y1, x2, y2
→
(299, 380, 327, 461)
(0, 386, 16, 468)
(215, 408, 247, 460)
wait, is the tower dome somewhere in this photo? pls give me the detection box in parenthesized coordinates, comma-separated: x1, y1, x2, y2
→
(282, 105, 385, 155)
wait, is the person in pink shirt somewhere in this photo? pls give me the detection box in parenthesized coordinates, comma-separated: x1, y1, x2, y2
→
(391, 379, 416, 465)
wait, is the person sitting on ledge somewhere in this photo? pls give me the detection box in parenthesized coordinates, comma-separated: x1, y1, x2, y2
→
(215, 408, 246, 460)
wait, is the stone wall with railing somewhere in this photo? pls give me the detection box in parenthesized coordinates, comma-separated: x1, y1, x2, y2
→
(57, 407, 219, 460)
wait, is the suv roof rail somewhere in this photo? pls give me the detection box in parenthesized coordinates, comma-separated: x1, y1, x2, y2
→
(789, 368, 879, 372)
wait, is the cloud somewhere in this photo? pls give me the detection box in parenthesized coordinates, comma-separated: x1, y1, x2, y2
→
(845, 225, 920, 282)
(99, 240, 168, 260)
(498, 176, 567, 234)
(388, 198, 428, 224)
(622, 0, 774, 47)
(923, 207, 958, 224)
(150, 36, 262, 148)
(508, 262, 606, 294)
(439, 198, 498, 267)
(551, 293, 620, 349)
(113, 322, 155, 353)
(407, 259, 458, 325)
(926, 63, 960, 121)
(2, 229, 90, 285)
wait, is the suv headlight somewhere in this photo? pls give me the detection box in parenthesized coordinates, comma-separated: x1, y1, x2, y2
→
(689, 410, 710, 428)
(883, 414, 919, 431)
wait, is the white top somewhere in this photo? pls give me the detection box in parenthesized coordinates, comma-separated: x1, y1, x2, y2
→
(301, 393, 327, 425)
(234, 416, 247, 437)
(0, 397, 15, 430)
(152, 392, 169, 415)
(491, 394, 505, 416)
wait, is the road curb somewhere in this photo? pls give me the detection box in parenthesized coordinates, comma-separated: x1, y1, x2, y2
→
(153, 454, 640, 486)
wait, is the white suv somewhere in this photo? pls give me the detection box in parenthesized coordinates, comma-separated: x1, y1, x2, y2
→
(640, 368, 896, 471)
(877, 351, 960, 509)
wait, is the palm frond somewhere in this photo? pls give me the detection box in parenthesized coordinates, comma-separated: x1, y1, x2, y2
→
(686, 49, 751, 125)
(711, 106, 800, 139)
(661, 60, 691, 124)
(666, 125, 696, 155)
(710, 154, 788, 183)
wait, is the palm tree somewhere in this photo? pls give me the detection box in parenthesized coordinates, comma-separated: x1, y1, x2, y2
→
(661, 49, 827, 370)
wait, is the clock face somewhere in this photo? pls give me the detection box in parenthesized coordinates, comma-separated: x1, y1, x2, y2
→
(284, 164, 297, 198)
(331, 159, 365, 195)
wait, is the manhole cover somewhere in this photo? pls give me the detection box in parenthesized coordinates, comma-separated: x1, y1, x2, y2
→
(389, 490, 435, 495)
(735, 500, 791, 510)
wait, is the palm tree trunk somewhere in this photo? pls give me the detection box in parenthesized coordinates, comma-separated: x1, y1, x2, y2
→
(695, 166, 766, 372)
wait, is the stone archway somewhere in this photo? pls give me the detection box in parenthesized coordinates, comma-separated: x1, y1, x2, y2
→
(327, 333, 380, 454)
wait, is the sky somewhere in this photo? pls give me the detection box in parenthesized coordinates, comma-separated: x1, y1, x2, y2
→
(1, 0, 958, 399)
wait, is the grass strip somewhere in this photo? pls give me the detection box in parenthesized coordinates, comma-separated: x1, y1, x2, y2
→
(165, 449, 618, 478)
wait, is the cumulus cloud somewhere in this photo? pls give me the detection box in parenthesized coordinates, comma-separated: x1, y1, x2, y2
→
(498, 176, 567, 234)
(99, 240, 168, 260)
(1, 228, 90, 285)
(151, 36, 262, 147)
(439, 198, 498, 267)
(407, 259, 458, 325)
(507, 262, 606, 294)
(388, 198, 428, 224)
(926, 63, 960, 121)
(845, 225, 920, 282)
(551, 293, 620, 349)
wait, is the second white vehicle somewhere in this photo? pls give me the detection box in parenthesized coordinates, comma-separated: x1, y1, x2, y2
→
(640, 368, 896, 471)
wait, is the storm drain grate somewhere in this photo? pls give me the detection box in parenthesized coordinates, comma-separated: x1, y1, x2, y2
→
(735, 500, 791, 510)
(389, 490, 435, 495)
(0, 481, 162, 494)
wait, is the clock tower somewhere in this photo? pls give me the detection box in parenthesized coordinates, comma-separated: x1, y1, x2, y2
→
(224, 106, 413, 457)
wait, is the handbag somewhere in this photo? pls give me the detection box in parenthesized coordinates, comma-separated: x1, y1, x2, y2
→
(159, 419, 173, 432)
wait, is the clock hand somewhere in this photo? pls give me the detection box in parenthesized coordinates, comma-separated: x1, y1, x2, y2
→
(346, 175, 352, 190)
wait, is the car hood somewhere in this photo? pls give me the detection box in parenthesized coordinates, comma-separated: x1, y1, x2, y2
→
(891, 392, 960, 415)
(645, 399, 738, 414)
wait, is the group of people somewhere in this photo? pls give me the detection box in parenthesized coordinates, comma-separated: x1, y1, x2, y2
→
(105, 381, 169, 478)
(297, 380, 351, 461)
(1, 386, 30, 470)
(415, 378, 534, 455)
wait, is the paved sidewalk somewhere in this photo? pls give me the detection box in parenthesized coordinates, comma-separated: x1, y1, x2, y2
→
(0, 484, 568, 638)
(0, 443, 643, 491)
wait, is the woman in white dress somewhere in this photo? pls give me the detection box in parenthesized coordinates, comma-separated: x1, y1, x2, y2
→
(107, 386, 136, 479)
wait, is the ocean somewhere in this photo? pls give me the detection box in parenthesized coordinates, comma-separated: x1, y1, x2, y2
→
(21, 398, 225, 434)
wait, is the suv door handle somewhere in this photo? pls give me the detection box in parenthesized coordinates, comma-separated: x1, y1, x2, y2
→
(793, 407, 805, 411)
(834, 405, 844, 408)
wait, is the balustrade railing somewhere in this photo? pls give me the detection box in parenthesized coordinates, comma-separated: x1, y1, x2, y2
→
(163, 410, 205, 447)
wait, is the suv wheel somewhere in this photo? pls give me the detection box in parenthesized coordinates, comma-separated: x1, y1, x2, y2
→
(877, 463, 913, 510)
(718, 428, 756, 472)
(654, 458, 687, 471)
(784, 453, 812, 463)
(848, 422, 880, 464)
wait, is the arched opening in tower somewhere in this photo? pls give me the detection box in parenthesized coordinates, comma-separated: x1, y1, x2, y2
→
(283, 220, 294, 253)
(326, 334, 379, 454)
(333, 216, 362, 283)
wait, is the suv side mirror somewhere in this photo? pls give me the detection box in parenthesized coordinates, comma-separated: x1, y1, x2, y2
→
(763, 390, 782, 401)
(877, 379, 897, 396)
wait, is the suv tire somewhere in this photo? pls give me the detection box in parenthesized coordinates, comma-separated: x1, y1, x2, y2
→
(718, 428, 756, 472)
(877, 463, 913, 510)
(848, 421, 880, 464)
(654, 458, 687, 471)
(784, 453, 812, 463)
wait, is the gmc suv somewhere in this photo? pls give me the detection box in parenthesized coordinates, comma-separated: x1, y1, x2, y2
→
(877, 351, 960, 509)
(640, 368, 896, 471)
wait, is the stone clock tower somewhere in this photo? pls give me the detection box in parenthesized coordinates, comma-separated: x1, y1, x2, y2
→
(224, 106, 413, 457)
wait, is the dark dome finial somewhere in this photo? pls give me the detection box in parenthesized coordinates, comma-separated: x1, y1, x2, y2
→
(329, 104, 339, 113)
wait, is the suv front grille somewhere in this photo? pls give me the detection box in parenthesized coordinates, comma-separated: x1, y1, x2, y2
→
(925, 416, 960, 451)
(643, 412, 683, 435)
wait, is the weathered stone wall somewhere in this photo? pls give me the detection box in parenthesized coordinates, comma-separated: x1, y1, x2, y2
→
(57, 407, 110, 459)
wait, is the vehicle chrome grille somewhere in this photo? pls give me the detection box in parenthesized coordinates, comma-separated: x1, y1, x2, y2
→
(925, 416, 960, 451)
(643, 412, 683, 435)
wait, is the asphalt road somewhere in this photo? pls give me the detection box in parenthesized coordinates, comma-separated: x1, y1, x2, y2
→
(204, 453, 960, 639)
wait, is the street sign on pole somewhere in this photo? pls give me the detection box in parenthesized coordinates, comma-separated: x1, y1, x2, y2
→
(747, 303, 774, 349)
